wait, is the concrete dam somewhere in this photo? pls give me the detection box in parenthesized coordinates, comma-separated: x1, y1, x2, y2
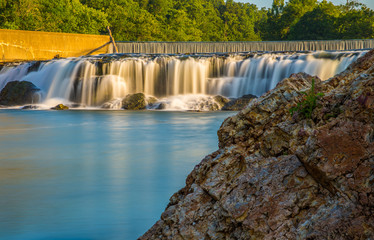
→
(111, 39, 374, 54)
(1, 28, 373, 61)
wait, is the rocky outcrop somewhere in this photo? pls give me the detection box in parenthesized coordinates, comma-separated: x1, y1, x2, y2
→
(140, 50, 374, 239)
(0, 81, 40, 106)
(221, 94, 257, 111)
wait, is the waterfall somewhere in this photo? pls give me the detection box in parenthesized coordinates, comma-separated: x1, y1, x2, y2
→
(0, 51, 366, 108)
(113, 40, 374, 54)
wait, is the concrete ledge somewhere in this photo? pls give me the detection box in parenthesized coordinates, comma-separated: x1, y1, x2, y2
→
(0, 29, 110, 62)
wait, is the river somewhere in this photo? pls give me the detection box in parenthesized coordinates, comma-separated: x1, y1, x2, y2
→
(0, 110, 234, 239)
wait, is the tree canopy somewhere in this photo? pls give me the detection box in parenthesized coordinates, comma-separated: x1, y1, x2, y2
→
(0, 0, 373, 41)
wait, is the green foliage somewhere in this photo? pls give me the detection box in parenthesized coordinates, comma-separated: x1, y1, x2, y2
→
(0, 0, 373, 41)
(290, 79, 324, 119)
(288, 2, 340, 40)
(261, 0, 374, 41)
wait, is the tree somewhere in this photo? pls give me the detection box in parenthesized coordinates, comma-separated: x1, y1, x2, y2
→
(163, 8, 202, 41)
(172, 0, 224, 41)
(222, 0, 261, 41)
(288, 1, 340, 40)
(84, 0, 163, 41)
(261, 0, 318, 40)
(337, 6, 374, 39)
(259, 0, 284, 40)
(0, 0, 43, 30)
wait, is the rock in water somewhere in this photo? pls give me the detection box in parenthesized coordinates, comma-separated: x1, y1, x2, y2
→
(0, 81, 40, 106)
(146, 96, 158, 108)
(51, 104, 69, 110)
(22, 105, 40, 110)
(213, 95, 230, 108)
(122, 93, 146, 110)
(140, 50, 374, 239)
(221, 94, 257, 111)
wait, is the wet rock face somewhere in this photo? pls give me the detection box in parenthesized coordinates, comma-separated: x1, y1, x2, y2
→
(221, 94, 257, 111)
(140, 50, 374, 239)
(0, 81, 40, 106)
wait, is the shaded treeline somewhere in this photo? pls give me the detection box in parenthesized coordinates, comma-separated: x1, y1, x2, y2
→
(0, 0, 373, 41)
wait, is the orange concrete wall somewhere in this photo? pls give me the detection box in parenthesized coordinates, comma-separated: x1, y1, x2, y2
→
(0, 29, 110, 62)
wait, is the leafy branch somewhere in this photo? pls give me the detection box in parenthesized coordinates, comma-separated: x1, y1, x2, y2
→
(290, 78, 324, 119)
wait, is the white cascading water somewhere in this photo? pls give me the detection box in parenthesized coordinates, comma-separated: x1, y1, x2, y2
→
(0, 51, 367, 110)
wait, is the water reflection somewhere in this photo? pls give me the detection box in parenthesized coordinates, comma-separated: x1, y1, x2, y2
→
(0, 110, 233, 239)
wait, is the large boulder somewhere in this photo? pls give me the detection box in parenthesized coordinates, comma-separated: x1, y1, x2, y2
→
(122, 93, 147, 110)
(221, 94, 257, 111)
(140, 50, 374, 239)
(0, 81, 40, 106)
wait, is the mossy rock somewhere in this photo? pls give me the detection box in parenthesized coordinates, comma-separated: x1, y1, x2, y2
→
(122, 93, 147, 110)
(0, 81, 40, 106)
(213, 95, 230, 108)
(222, 94, 257, 111)
(51, 104, 69, 110)
(146, 96, 158, 107)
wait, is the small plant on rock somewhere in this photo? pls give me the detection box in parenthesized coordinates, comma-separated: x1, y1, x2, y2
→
(290, 78, 324, 119)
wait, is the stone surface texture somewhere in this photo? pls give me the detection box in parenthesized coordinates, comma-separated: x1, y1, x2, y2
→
(222, 94, 257, 111)
(0, 80, 40, 106)
(140, 49, 374, 240)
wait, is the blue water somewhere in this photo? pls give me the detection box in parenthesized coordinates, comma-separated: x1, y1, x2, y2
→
(0, 110, 234, 240)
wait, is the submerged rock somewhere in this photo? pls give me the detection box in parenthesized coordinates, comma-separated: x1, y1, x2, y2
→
(140, 50, 374, 239)
(154, 95, 228, 111)
(156, 102, 167, 110)
(146, 96, 159, 108)
(101, 99, 123, 109)
(221, 94, 257, 111)
(51, 104, 69, 110)
(22, 105, 40, 110)
(122, 93, 147, 110)
(0, 81, 40, 106)
(102, 95, 158, 110)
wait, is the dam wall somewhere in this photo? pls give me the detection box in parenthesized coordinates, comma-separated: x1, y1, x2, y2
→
(0, 28, 372, 62)
(0, 29, 110, 62)
(112, 39, 374, 54)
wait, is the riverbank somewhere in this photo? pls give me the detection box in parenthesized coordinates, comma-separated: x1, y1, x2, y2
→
(140, 49, 374, 239)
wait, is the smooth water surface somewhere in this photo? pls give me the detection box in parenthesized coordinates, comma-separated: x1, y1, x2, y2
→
(0, 110, 234, 240)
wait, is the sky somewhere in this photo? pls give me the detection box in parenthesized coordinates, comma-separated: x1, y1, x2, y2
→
(237, 0, 374, 10)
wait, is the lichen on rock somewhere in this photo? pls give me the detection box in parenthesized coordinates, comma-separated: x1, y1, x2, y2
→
(140, 49, 374, 239)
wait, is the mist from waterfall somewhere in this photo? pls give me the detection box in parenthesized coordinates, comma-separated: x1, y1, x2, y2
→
(0, 51, 366, 108)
